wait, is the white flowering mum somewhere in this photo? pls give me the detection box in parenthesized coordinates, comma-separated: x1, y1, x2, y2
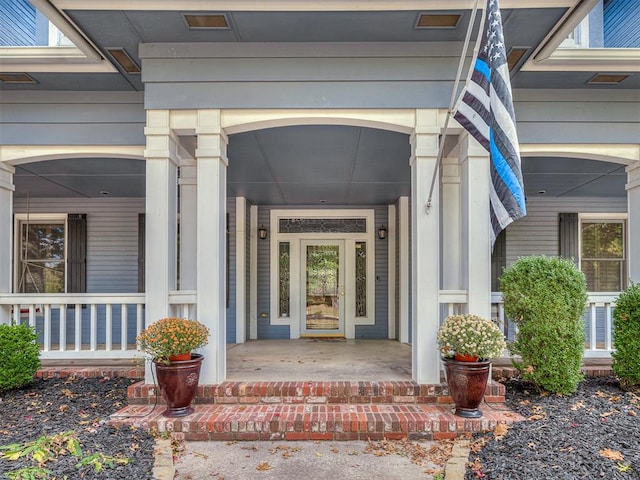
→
(437, 314, 506, 359)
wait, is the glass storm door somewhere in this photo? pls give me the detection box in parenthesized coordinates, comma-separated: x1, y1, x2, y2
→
(301, 240, 345, 336)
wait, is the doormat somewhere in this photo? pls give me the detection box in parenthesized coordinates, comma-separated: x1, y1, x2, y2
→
(305, 337, 347, 342)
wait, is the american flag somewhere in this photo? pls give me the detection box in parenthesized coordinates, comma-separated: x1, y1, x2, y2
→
(454, 0, 526, 247)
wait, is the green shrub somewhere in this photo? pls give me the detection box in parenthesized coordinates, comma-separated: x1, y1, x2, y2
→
(612, 283, 640, 389)
(500, 255, 587, 394)
(0, 322, 41, 391)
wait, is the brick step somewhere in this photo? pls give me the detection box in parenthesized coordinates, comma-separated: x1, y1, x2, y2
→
(109, 402, 524, 442)
(127, 380, 507, 406)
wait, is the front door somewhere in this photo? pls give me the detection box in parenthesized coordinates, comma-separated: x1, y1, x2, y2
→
(301, 240, 345, 336)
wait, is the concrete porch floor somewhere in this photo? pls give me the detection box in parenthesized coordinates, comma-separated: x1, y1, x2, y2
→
(226, 339, 413, 382)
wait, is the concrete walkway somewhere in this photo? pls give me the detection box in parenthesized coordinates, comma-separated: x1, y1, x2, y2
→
(156, 437, 470, 480)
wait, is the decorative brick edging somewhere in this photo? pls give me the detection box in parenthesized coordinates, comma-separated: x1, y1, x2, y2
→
(127, 380, 506, 406)
(491, 365, 613, 380)
(36, 366, 144, 380)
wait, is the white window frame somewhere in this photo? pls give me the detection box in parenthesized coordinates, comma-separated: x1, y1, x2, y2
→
(578, 213, 627, 292)
(13, 213, 68, 293)
(269, 209, 376, 339)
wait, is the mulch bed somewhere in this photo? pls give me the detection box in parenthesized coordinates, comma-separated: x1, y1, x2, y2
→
(0, 376, 155, 479)
(465, 376, 640, 479)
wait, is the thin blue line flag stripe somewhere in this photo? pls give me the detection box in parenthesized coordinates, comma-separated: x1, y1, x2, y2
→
(454, 0, 527, 247)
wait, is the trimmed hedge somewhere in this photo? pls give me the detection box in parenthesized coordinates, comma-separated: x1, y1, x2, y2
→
(500, 255, 587, 394)
(0, 323, 41, 392)
(612, 283, 640, 389)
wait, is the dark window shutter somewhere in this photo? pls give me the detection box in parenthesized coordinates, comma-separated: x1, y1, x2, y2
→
(491, 229, 506, 291)
(138, 213, 145, 293)
(67, 214, 87, 293)
(559, 212, 579, 266)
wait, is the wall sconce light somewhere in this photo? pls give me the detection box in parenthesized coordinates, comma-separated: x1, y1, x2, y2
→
(378, 224, 387, 240)
(258, 225, 268, 240)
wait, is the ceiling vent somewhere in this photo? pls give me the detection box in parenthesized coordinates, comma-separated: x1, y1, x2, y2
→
(184, 14, 230, 29)
(106, 48, 141, 74)
(507, 47, 529, 72)
(587, 73, 629, 85)
(0, 73, 37, 83)
(415, 13, 461, 29)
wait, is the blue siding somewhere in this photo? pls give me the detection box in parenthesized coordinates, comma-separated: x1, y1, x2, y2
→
(256, 206, 290, 339)
(0, 0, 35, 46)
(604, 0, 640, 47)
(355, 206, 388, 338)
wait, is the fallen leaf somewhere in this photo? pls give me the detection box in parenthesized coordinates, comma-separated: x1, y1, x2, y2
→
(331, 447, 339, 454)
(629, 410, 637, 417)
(617, 462, 632, 473)
(599, 448, 624, 462)
(256, 462, 273, 471)
(61, 389, 75, 398)
(59, 404, 68, 412)
(570, 401, 585, 411)
(493, 423, 509, 440)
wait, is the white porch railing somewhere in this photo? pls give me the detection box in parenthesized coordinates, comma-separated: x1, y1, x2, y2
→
(0, 293, 145, 360)
(0, 292, 199, 360)
(490, 292, 617, 358)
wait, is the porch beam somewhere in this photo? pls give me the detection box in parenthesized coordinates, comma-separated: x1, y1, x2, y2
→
(0, 163, 14, 324)
(196, 109, 228, 384)
(459, 133, 491, 318)
(627, 162, 640, 284)
(410, 110, 440, 384)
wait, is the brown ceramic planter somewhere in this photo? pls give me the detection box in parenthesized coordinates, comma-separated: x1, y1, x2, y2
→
(443, 357, 491, 418)
(154, 353, 203, 417)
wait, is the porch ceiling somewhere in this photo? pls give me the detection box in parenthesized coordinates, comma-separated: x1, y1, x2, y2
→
(12, 126, 627, 202)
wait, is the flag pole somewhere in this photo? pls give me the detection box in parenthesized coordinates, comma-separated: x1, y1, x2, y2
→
(425, 0, 487, 214)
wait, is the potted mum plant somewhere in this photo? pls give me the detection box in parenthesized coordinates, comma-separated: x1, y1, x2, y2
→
(137, 317, 210, 417)
(437, 314, 506, 418)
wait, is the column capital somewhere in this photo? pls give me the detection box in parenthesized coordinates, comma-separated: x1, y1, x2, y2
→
(458, 131, 489, 162)
(626, 161, 640, 191)
(144, 123, 181, 166)
(0, 162, 15, 192)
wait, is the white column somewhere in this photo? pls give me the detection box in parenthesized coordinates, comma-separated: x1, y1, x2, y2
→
(441, 156, 461, 291)
(398, 196, 410, 343)
(144, 110, 179, 383)
(410, 110, 441, 384)
(144, 110, 179, 322)
(196, 109, 228, 384)
(0, 163, 15, 324)
(387, 204, 397, 340)
(249, 205, 258, 340)
(459, 133, 491, 318)
(179, 159, 198, 292)
(235, 197, 247, 343)
(627, 162, 640, 284)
